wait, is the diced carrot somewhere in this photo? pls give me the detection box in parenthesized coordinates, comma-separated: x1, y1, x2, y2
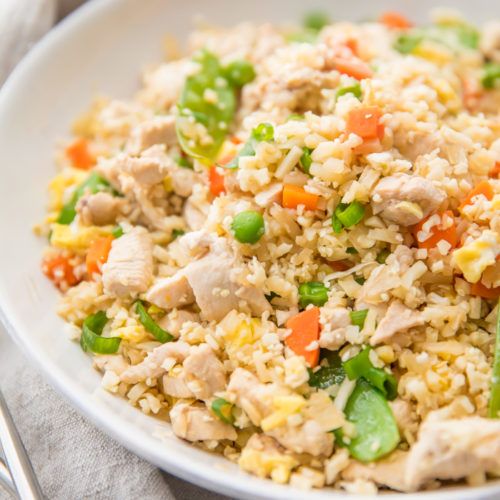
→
(42, 254, 80, 289)
(285, 307, 320, 367)
(209, 165, 226, 197)
(230, 136, 242, 145)
(489, 162, 500, 179)
(327, 260, 350, 272)
(470, 281, 500, 299)
(86, 235, 114, 276)
(344, 38, 359, 56)
(330, 57, 373, 80)
(346, 107, 384, 141)
(379, 11, 413, 29)
(461, 76, 481, 111)
(413, 210, 458, 250)
(459, 181, 494, 210)
(66, 137, 95, 170)
(282, 184, 319, 211)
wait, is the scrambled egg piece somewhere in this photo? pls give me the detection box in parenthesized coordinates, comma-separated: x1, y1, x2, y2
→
(48, 169, 87, 211)
(413, 40, 454, 64)
(222, 314, 263, 349)
(453, 230, 500, 283)
(51, 223, 113, 252)
(239, 446, 298, 484)
(260, 395, 306, 432)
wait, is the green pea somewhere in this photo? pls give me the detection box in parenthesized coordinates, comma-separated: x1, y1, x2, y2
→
(298, 281, 329, 308)
(224, 60, 256, 87)
(303, 11, 330, 32)
(231, 211, 265, 244)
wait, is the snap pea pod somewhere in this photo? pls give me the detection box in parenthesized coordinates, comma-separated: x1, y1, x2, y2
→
(135, 301, 173, 344)
(58, 172, 114, 224)
(488, 301, 500, 418)
(335, 379, 400, 462)
(80, 311, 121, 354)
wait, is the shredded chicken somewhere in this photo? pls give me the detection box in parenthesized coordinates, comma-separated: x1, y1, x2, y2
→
(128, 115, 177, 153)
(77, 192, 124, 226)
(319, 306, 351, 350)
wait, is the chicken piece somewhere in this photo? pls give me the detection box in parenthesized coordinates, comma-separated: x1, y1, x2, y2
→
(157, 310, 199, 337)
(182, 344, 226, 400)
(393, 133, 440, 162)
(370, 300, 424, 346)
(120, 340, 190, 384)
(161, 374, 194, 398)
(128, 115, 177, 153)
(342, 450, 410, 492)
(405, 417, 500, 490)
(183, 198, 206, 231)
(170, 403, 237, 442)
(270, 419, 333, 457)
(319, 306, 351, 350)
(169, 166, 200, 198)
(372, 174, 446, 226)
(480, 21, 500, 63)
(389, 399, 417, 436)
(145, 274, 195, 310)
(227, 368, 276, 425)
(76, 192, 124, 226)
(254, 183, 283, 208)
(93, 354, 128, 375)
(121, 154, 168, 186)
(102, 227, 153, 298)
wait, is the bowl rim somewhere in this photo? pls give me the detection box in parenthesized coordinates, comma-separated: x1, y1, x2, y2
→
(0, 0, 499, 498)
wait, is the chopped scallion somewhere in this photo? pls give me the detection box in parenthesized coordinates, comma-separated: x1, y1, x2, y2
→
(80, 311, 121, 354)
(298, 281, 329, 308)
(135, 301, 173, 343)
(350, 309, 368, 329)
(211, 398, 235, 424)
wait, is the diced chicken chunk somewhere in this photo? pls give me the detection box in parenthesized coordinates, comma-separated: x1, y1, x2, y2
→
(319, 306, 351, 350)
(405, 417, 500, 490)
(102, 227, 153, 297)
(121, 155, 168, 186)
(120, 340, 190, 384)
(254, 183, 283, 208)
(182, 344, 226, 400)
(93, 354, 128, 375)
(145, 274, 195, 310)
(161, 374, 194, 398)
(169, 166, 200, 198)
(389, 398, 417, 435)
(170, 403, 237, 442)
(77, 192, 124, 226)
(370, 300, 424, 346)
(157, 310, 200, 337)
(183, 199, 206, 231)
(128, 116, 177, 153)
(372, 174, 446, 226)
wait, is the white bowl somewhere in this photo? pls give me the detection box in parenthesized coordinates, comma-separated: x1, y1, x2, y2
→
(0, 0, 498, 498)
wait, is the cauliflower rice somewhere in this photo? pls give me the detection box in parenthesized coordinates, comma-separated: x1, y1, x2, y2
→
(38, 8, 500, 494)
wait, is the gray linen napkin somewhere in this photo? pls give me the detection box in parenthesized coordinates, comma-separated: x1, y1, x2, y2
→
(0, 1, 230, 498)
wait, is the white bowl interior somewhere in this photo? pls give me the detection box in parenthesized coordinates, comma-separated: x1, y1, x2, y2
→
(0, 0, 499, 498)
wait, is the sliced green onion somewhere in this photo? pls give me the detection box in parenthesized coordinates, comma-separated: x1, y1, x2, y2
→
(136, 301, 173, 343)
(350, 309, 368, 329)
(344, 347, 397, 400)
(111, 225, 124, 238)
(488, 301, 500, 418)
(224, 60, 256, 87)
(265, 291, 280, 303)
(80, 311, 121, 354)
(482, 63, 500, 90)
(308, 351, 345, 389)
(299, 147, 313, 174)
(251, 123, 274, 142)
(287, 113, 305, 121)
(376, 248, 391, 264)
(224, 123, 273, 169)
(336, 83, 362, 100)
(335, 201, 365, 228)
(346, 247, 358, 255)
(354, 276, 366, 285)
(176, 155, 194, 169)
(298, 281, 329, 308)
(394, 33, 423, 54)
(332, 211, 344, 234)
(334, 379, 400, 462)
(211, 398, 235, 424)
(171, 228, 185, 240)
(303, 11, 330, 32)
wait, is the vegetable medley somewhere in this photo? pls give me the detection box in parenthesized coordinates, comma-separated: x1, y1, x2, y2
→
(37, 7, 500, 494)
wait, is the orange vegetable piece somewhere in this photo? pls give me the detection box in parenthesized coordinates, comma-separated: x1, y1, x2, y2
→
(344, 38, 359, 56)
(346, 107, 384, 141)
(66, 137, 95, 170)
(331, 57, 373, 80)
(413, 211, 458, 250)
(282, 184, 319, 211)
(459, 181, 494, 210)
(489, 162, 500, 179)
(285, 307, 320, 367)
(379, 11, 413, 29)
(86, 236, 114, 276)
(209, 165, 226, 197)
(327, 260, 350, 272)
(470, 281, 500, 299)
(42, 254, 80, 289)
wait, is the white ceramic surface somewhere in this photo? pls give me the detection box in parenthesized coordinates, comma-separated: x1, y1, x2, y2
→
(0, 0, 499, 498)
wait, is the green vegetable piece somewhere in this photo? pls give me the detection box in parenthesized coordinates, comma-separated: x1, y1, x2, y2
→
(303, 11, 330, 32)
(265, 291, 280, 303)
(335, 201, 365, 228)
(176, 50, 236, 161)
(171, 228, 185, 240)
(111, 225, 124, 238)
(80, 311, 121, 354)
(332, 211, 344, 234)
(176, 155, 194, 169)
(135, 301, 173, 343)
(436, 22, 479, 49)
(350, 309, 368, 329)
(287, 113, 305, 121)
(231, 210, 265, 244)
(224, 60, 256, 87)
(346, 247, 358, 255)
(224, 123, 274, 169)
(354, 276, 366, 285)
(335, 379, 400, 462)
(344, 347, 398, 400)
(376, 248, 391, 264)
(58, 172, 114, 225)
(488, 301, 500, 418)
(482, 63, 500, 90)
(336, 83, 362, 100)
(308, 352, 345, 389)
(299, 147, 313, 174)
(211, 398, 235, 424)
(252, 123, 274, 142)
(287, 30, 319, 44)
(394, 33, 422, 54)
(298, 281, 329, 308)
